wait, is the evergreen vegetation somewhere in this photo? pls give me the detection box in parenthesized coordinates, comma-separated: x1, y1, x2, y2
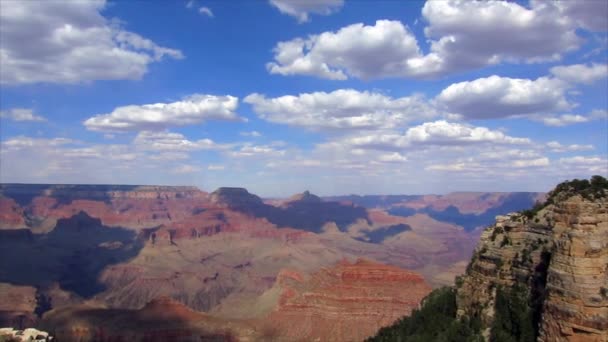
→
(367, 176, 607, 341)
(522, 175, 607, 218)
(366, 287, 483, 342)
(490, 285, 535, 342)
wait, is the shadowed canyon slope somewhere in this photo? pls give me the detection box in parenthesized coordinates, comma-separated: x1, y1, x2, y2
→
(0, 183, 545, 341)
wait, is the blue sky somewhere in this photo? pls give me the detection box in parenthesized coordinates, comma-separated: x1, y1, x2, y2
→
(0, 0, 607, 196)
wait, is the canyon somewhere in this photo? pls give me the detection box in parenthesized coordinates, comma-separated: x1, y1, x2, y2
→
(0, 183, 542, 341)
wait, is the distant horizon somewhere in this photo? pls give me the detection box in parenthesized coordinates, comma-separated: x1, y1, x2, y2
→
(0, 181, 551, 198)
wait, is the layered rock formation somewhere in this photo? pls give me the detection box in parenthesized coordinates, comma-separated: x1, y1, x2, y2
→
(326, 192, 544, 232)
(264, 259, 432, 341)
(456, 178, 607, 341)
(1, 183, 509, 341)
(539, 196, 608, 341)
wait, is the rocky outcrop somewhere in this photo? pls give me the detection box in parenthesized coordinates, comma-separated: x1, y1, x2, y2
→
(210, 187, 265, 209)
(265, 259, 432, 341)
(539, 196, 608, 341)
(456, 178, 608, 341)
(0, 327, 52, 341)
(0, 184, 210, 231)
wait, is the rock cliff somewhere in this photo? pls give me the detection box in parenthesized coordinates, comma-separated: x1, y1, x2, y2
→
(264, 259, 432, 341)
(456, 176, 607, 341)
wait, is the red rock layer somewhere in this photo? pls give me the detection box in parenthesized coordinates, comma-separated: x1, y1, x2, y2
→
(265, 259, 432, 341)
(0, 198, 25, 228)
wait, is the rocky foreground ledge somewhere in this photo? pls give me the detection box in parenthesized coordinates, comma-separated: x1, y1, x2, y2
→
(0, 328, 53, 341)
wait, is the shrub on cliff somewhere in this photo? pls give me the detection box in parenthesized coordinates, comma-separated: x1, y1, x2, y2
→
(366, 287, 482, 342)
(521, 175, 607, 218)
(491, 285, 535, 342)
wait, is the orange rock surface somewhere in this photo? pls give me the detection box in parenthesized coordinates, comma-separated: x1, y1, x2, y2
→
(265, 259, 432, 341)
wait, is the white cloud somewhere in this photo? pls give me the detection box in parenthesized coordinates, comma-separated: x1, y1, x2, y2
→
(207, 164, 225, 171)
(0, 0, 183, 85)
(558, 156, 608, 173)
(546, 141, 594, 152)
(550, 63, 608, 84)
(186, 0, 196, 9)
(426, 163, 467, 172)
(420, 1, 579, 70)
(436, 75, 571, 119)
(322, 121, 530, 152)
(267, 20, 424, 79)
(555, 1, 608, 31)
(377, 152, 408, 163)
(269, 0, 343, 23)
(512, 157, 550, 168)
(199, 7, 214, 17)
(0, 108, 46, 122)
(404, 121, 530, 145)
(172, 164, 201, 174)
(134, 131, 228, 151)
(84, 94, 241, 132)
(0, 136, 147, 183)
(559, 156, 607, 165)
(267, 1, 596, 80)
(240, 130, 262, 137)
(229, 144, 286, 158)
(148, 152, 190, 161)
(1, 136, 74, 150)
(245, 89, 438, 130)
(539, 114, 589, 127)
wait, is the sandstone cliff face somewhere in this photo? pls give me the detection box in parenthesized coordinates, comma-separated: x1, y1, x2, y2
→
(456, 192, 607, 341)
(265, 259, 432, 342)
(539, 196, 608, 342)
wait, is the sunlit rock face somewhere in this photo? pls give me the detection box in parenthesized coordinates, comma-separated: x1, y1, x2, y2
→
(262, 259, 432, 342)
(456, 186, 607, 342)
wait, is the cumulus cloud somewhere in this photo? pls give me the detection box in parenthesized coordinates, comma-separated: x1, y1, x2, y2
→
(546, 141, 593, 153)
(84, 94, 241, 132)
(0, 0, 183, 85)
(558, 156, 608, 174)
(229, 144, 286, 158)
(322, 121, 530, 152)
(0, 108, 46, 122)
(377, 152, 408, 163)
(1, 136, 74, 150)
(556, 1, 608, 31)
(267, 1, 598, 80)
(436, 75, 571, 119)
(512, 158, 550, 168)
(134, 131, 229, 151)
(550, 63, 608, 84)
(245, 89, 438, 130)
(539, 114, 589, 127)
(269, 0, 344, 23)
(0, 136, 147, 183)
(267, 20, 425, 79)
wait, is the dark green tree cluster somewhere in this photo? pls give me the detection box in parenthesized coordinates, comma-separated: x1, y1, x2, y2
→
(366, 287, 482, 342)
(522, 175, 607, 218)
(490, 285, 535, 342)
